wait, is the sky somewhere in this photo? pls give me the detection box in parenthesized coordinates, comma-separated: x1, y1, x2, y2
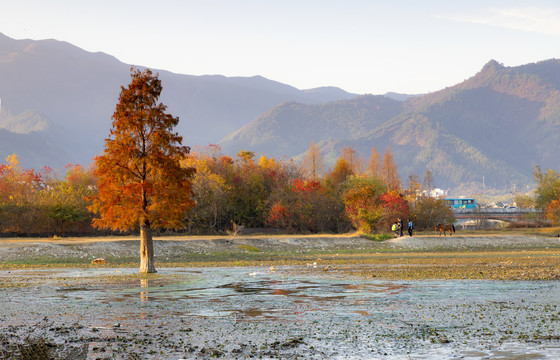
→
(2, 0, 560, 95)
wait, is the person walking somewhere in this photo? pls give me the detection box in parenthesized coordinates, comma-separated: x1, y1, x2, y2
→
(407, 219, 413, 237)
(391, 222, 398, 237)
(398, 218, 404, 237)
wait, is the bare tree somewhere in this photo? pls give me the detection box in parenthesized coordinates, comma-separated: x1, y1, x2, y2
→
(301, 140, 325, 181)
(380, 147, 401, 191)
(423, 170, 434, 194)
(341, 145, 363, 175)
(365, 146, 380, 179)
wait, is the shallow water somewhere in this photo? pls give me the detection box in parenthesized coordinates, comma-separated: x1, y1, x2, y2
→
(1, 267, 560, 359)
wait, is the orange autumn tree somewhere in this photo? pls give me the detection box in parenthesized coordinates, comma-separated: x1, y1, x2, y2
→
(302, 140, 325, 181)
(380, 147, 401, 191)
(343, 176, 386, 233)
(545, 200, 560, 226)
(88, 68, 195, 273)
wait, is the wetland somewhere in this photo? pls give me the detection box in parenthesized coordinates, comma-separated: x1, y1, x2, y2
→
(1, 232, 560, 359)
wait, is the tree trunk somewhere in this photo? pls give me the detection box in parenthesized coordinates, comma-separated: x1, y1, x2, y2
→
(139, 220, 156, 273)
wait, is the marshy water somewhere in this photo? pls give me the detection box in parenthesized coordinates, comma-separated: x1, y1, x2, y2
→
(1, 266, 560, 359)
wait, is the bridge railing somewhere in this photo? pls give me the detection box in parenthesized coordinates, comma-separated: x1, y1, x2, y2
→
(453, 208, 539, 215)
(453, 208, 542, 222)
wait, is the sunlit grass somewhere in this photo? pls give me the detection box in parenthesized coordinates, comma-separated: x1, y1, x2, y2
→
(360, 233, 393, 241)
(237, 244, 262, 252)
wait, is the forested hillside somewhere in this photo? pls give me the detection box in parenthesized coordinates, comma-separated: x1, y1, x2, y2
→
(219, 95, 403, 158)
(221, 59, 560, 192)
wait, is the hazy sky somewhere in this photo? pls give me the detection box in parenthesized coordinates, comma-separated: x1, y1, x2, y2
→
(2, 0, 560, 94)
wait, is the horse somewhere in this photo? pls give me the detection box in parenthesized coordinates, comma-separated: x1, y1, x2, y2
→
(435, 223, 455, 236)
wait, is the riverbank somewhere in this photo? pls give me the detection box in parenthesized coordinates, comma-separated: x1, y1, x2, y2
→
(1, 232, 560, 280)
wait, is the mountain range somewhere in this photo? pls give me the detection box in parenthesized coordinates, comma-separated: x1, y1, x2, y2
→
(1, 32, 559, 192)
(221, 59, 560, 192)
(0, 33, 355, 170)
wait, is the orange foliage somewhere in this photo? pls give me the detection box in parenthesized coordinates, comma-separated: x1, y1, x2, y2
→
(340, 146, 362, 175)
(545, 199, 560, 226)
(379, 191, 410, 228)
(380, 147, 401, 191)
(0, 154, 45, 205)
(291, 179, 321, 193)
(301, 141, 325, 181)
(342, 176, 385, 233)
(267, 202, 290, 229)
(328, 158, 354, 187)
(365, 147, 380, 178)
(88, 69, 195, 232)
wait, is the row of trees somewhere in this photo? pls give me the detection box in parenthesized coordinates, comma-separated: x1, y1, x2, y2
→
(4, 140, 559, 237)
(0, 143, 454, 236)
(0, 155, 96, 235)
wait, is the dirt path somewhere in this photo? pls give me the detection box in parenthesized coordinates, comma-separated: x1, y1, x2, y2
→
(1, 232, 559, 251)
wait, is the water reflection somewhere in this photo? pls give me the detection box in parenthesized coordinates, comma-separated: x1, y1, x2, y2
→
(44, 268, 413, 322)
(140, 278, 149, 302)
(77, 269, 415, 322)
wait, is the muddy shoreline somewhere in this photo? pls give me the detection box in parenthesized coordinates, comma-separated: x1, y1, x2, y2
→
(2, 234, 560, 281)
(2, 234, 560, 359)
(1, 233, 560, 263)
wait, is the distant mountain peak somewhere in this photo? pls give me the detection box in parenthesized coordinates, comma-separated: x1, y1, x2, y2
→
(383, 92, 418, 101)
(482, 59, 505, 71)
(303, 86, 345, 92)
(468, 59, 507, 85)
(0, 108, 48, 134)
(301, 86, 357, 101)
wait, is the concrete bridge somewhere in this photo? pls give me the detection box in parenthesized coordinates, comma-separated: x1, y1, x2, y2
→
(453, 208, 541, 228)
